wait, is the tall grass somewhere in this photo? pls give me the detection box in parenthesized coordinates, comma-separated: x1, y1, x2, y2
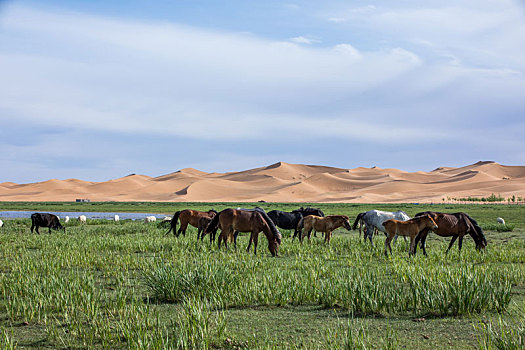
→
(0, 216, 524, 348)
(476, 315, 525, 350)
(323, 318, 399, 350)
(0, 328, 16, 350)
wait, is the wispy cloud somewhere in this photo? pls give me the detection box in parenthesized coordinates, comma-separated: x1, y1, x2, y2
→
(289, 36, 320, 45)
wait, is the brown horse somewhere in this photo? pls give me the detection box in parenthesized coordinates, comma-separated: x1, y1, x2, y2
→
(383, 215, 438, 256)
(197, 216, 215, 241)
(198, 216, 238, 243)
(205, 208, 282, 256)
(299, 215, 352, 243)
(414, 211, 487, 254)
(165, 209, 217, 237)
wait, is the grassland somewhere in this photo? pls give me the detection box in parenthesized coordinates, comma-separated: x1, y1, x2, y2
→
(0, 202, 524, 349)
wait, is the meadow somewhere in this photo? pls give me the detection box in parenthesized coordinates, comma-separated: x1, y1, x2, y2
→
(0, 202, 524, 349)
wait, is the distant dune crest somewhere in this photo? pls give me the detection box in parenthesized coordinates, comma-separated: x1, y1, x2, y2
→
(1, 161, 524, 203)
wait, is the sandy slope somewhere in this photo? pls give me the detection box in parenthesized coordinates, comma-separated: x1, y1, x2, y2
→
(0, 161, 524, 203)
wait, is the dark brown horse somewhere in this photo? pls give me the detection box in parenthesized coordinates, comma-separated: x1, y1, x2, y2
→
(298, 215, 352, 243)
(197, 216, 215, 241)
(414, 211, 487, 254)
(165, 209, 217, 237)
(383, 215, 438, 256)
(205, 208, 282, 256)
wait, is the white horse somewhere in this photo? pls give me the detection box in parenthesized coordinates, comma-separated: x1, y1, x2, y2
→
(497, 217, 505, 225)
(0, 219, 3, 228)
(78, 215, 87, 223)
(65, 216, 70, 223)
(114, 214, 120, 222)
(353, 210, 410, 244)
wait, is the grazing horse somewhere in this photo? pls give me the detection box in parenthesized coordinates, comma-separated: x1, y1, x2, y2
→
(414, 211, 487, 254)
(353, 210, 410, 244)
(299, 215, 352, 243)
(166, 209, 217, 237)
(267, 210, 303, 238)
(198, 216, 221, 242)
(383, 215, 438, 256)
(30, 213, 65, 234)
(205, 208, 281, 256)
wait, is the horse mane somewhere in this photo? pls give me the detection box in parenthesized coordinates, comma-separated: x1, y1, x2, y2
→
(255, 208, 282, 243)
(209, 209, 218, 214)
(352, 212, 365, 230)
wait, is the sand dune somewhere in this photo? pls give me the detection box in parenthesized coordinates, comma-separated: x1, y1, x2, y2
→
(1, 161, 524, 203)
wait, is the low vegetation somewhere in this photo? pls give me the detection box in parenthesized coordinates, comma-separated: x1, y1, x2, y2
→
(0, 203, 524, 349)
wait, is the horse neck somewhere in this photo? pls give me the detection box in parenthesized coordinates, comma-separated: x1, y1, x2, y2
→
(421, 217, 435, 230)
(260, 221, 275, 240)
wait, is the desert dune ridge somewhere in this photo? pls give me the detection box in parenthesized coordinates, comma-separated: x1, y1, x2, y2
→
(1, 161, 524, 203)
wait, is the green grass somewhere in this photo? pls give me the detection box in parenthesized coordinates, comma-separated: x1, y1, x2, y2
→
(0, 203, 524, 349)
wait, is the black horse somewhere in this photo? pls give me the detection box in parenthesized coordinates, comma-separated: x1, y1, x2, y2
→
(30, 213, 65, 234)
(267, 210, 304, 238)
(295, 207, 325, 218)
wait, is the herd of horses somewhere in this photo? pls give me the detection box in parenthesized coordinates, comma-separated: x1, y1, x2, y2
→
(24, 207, 488, 257)
(164, 207, 488, 257)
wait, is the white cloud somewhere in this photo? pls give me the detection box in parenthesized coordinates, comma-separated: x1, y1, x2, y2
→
(0, 2, 524, 181)
(289, 36, 320, 45)
(0, 5, 429, 141)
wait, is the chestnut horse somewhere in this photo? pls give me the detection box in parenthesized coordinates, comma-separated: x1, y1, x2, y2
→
(299, 215, 352, 243)
(414, 211, 487, 254)
(165, 209, 217, 237)
(383, 215, 438, 256)
(205, 208, 282, 256)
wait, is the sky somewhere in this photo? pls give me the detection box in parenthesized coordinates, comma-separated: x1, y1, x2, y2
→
(1, 0, 524, 183)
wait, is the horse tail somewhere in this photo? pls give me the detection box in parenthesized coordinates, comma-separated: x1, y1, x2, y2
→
(255, 208, 282, 244)
(353, 212, 365, 230)
(463, 213, 487, 247)
(165, 211, 180, 235)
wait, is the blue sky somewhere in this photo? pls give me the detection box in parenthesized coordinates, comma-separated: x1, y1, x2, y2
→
(1, 0, 524, 183)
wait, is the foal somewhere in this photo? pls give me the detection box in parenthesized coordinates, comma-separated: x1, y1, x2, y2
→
(299, 215, 352, 243)
(383, 215, 438, 256)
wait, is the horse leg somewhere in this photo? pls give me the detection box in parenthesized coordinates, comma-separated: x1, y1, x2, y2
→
(35, 226, 40, 235)
(247, 232, 253, 253)
(384, 235, 393, 256)
(458, 235, 464, 253)
(409, 236, 416, 256)
(325, 231, 332, 243)
(446, 236, 458, 254)
(234, 231, 239, 249)
(366, 224, 374, 245)
(253, 233, 259, 255)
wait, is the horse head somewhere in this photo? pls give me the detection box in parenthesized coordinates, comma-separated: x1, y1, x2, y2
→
(342, 216, 352, 231)
(424, 215, 438, 230)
